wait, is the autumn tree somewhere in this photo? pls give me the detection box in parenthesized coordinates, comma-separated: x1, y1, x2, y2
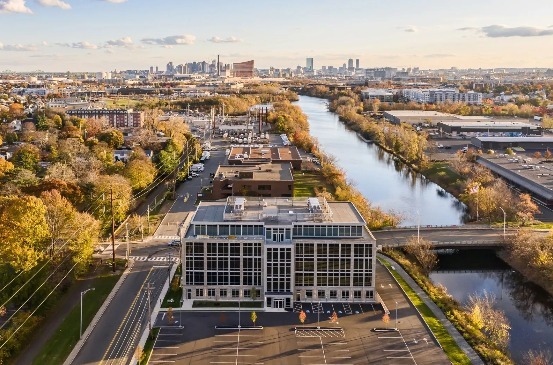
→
(40, 189, 76, 257)
(465, 291, 510, 349)
(98, 129, 124, 149)
(516, 193, 539, 226)
(523, 349, 553, 365)
(12, 144, 40, 171)
(0, 195, 49, 271)
(90, 174, 133, 226)
(167, 307, 174, 324)
(382, 313, 390, 328)
(123, 157, 157, 191)
(250, 311, 257, 326)
(299, 310, 306, 324)
(0, 158, 14, 178)
(404, 236, 438, 274)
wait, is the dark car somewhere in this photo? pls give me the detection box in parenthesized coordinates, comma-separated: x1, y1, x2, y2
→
(444, 145, 452, 149)
(168, 240, 181, 247)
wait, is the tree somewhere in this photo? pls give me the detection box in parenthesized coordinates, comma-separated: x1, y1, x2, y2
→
(0, 195, 49, 271)
(404, 236, 438, 274)
(382, 313, 390, 328)
(12, 144, 40, 171)
(98, 129, 124, 149)
(330, 311, 338, 324)
(534, 151, 543, 159)
(90, 174, 133, 226)
(523, 349, 553, 365)
(123, 158, 157, 191)
(40, 189, 76, 257)
(250, 287, 258, 301)
(299, 310, 306, 324)
(546, 149, 553, 160)
(167, 307, 174, 324)
(465, 291, 510, 349)
(250, 311, 257, 326)
(0, 158, 14, 178)
(516, 193, 539, 226)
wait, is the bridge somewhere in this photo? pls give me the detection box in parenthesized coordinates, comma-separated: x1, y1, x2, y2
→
(372, 226, 548, 249)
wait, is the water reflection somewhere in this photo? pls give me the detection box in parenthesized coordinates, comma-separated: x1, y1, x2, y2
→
(295, 95, 466, 226)
(431, 250, 553, 363)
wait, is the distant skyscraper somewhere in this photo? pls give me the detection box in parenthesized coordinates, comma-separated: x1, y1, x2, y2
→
(166, 62, 174, 74)
(347, 58, 354, 71)
(355, 59, 360, 69)
(306, 58, 314, 71)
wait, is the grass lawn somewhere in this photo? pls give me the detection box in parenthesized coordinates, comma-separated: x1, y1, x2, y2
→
(378, 257, 471, 365)
(139, 327, 160, 365)
(422, 162, 463, 185)
(32, 273, 121, 365)
(293, 170, 334, 197)
(162, 265, 182, 308)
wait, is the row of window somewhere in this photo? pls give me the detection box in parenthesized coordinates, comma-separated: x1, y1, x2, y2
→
(191, 224, 364, 238)
(303, 289, 374, 300)
(195, 288, 258, 298)
(185, 271, 262, 286)
(296, 243, 372, 257)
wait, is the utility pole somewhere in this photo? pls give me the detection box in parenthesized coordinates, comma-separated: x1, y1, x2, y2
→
(147, 205, 151, 235)
(110, 188, 116, 273)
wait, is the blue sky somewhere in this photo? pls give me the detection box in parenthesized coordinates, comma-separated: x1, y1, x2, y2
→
(1, 0, 553, 71)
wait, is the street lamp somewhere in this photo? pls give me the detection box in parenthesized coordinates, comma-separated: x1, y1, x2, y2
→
(80, 288, 95, 339)
(499, 207, 506, 241)
(395, 301, 398, 330)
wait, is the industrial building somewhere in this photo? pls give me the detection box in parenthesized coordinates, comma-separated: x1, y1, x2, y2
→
(211, 163, 294, 199)
(232, 60, 255, 78)
(227, 146, 302, 170)
(383, 110, 457, 125)
(181, 196, 376, 310)
(437, 120, 541, 136)
(471, 137, 553, 151)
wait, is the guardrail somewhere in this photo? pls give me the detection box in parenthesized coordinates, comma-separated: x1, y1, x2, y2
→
(383, 240, 505, 248)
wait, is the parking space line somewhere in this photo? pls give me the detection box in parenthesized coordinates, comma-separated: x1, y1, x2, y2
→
(378, 336, 402, 339)
(153, 346, 178, 349)
(383, 349, 410, 352)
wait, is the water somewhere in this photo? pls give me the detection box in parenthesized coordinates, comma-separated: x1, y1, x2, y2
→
(431, 250, 553, 363)
(295, 95, 466, 226)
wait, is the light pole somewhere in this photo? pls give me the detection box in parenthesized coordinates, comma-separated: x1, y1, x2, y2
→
(80, 288, 95, 339)
(395, 301, 398, 330)
(416, 210, 420, 243)
(499, 207, 506, 241)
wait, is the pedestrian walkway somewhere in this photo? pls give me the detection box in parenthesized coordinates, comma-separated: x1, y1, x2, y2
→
(377, 253, 484, 365)
(153, 235, 180, 240)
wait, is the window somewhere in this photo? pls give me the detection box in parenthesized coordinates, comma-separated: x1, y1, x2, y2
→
(341, 290, 350, 300)
(354, 290, 361, 299)
(243, 289, 251, 298)
(258, 185, 272, 190)
(195, 288, 204, 297)
(305, 290, 312, 298)
(220, 289, 227, 298)
(365, 290, 374, 299)
(208, 288, 215, 298)
(329, 290, 337, 299)
(231, 289, 240, 298)
(317, 290, 326, 299)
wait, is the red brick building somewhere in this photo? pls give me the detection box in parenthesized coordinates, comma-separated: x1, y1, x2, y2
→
(66, 109, 144, 128)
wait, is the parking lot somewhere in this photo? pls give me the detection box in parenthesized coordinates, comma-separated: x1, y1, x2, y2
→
(149, 303, 448, 364)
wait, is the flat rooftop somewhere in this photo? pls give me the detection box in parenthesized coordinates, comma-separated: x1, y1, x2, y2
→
(191, 197, 365, 225)
(385, 110, 453, 117)
(438, 120, 538, 128)
(229, 146, 301, 161)
(215, 163, 293, 181)
(474, 136, 553, 143)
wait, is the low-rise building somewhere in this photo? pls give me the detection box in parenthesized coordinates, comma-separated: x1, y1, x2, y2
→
(211, 163, 293, 199)
(181, 196, 376, 310)
(228, 146, 302, 170)
(471, 136, 553, 151)
(360, 88, 395, 102)
(438, 120, 541, 136)
(66, 109, 144, 128)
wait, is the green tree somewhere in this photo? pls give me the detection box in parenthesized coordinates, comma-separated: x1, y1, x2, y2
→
(11, 144, 40, 171)
(0, 195, 49, 271)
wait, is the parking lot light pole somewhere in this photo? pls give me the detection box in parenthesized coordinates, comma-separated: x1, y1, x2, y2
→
(499, 207, 506, 240)
(395, 301, 398, 330)
(80, 288, 95, 339)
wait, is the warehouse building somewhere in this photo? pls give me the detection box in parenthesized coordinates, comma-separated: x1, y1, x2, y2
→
(471, 137, 553, 151)
(438, 120, 541, 136)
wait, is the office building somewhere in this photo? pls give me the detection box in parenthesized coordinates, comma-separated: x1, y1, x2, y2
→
(232, 60, 255, 78)
(306, 58, 314, 71)
(347, 58, 354, 71)
(401, 88, 483, 105)
(181, 196, 376, 310)
(355, 59, 360, 69)
(66, 109, 144, 128)
(211, 163, 294, 199)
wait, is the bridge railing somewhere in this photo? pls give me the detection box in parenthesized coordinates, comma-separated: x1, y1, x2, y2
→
(383, 240, 506, 248)
(376, 224, 493, 231)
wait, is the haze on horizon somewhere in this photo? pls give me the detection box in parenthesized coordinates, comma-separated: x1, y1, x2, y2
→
(1, 0, 553, 72)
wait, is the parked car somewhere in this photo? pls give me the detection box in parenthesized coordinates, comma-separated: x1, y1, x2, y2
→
(436, 143, 444, 148)
(168, 240, 180, 247)
(190, 172, 199, 177)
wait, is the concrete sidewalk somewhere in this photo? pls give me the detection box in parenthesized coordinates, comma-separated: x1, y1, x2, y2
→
(378, 253, 484, 365)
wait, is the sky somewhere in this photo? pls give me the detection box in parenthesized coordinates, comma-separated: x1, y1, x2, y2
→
(1, 0, 553, 72)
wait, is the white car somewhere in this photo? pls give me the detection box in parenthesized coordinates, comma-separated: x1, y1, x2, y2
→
(190, 172, 199, 177)
(436, 143, 444, 148)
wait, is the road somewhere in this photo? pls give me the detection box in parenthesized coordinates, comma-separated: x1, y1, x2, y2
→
(373, 227, 512, 246)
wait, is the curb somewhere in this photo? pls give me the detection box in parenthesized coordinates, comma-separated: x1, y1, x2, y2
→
(63, 261, 134, 365)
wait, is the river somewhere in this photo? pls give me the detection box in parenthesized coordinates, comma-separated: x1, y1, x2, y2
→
(431, 250, 553, 363)
(294, 95, 553, 363)
(295, 95, 466, 227)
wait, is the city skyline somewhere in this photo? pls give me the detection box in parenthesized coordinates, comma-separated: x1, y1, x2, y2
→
(1, 0, 553, 71)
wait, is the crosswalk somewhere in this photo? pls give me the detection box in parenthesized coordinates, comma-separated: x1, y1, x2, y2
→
(153, 235, 180, 240)
(129, 256, 179, 262)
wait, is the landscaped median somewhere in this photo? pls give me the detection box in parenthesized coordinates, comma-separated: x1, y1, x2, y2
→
(32, 273, 121, 365)
(138, 327, 160, 365)
(378, 256, 472, 365)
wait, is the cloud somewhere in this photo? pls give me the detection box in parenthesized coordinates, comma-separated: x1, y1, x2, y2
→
(208, 36, 242, 43)
(37, 0, 70, 9)
(106, 36, 133, 47)
(0, 42, 37, 51)
(57, 41, 98, 49)
(0, 0, 32, 13)
(459, 25, 553, 37)
(141, 34, 195, 46)
(402, 26, 418, 33)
